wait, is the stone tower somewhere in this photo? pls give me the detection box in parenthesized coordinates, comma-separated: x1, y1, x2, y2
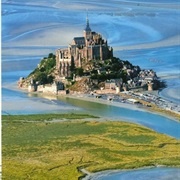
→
(84, 15, 92, 41)
(56, 16, 113, 79)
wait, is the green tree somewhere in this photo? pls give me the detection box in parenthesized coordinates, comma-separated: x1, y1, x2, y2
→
(48, 53, 54, 58)
(47, 75, 54, 84)
(35, 72, 48, 84)
(75, 68, 84, 76)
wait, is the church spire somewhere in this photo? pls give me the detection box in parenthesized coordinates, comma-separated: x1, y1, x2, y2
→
(84, 11, 91, 32)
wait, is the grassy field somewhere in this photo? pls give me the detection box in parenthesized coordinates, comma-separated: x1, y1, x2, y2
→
(2, 114, 180, 179)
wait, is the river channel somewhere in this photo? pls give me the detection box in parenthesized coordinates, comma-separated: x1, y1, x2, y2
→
(85, 167, 180, 180)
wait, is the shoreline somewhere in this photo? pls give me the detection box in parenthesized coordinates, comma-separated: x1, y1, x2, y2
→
(3, 81, 180, 122)
(80, 165, 179, 180)
(23, 89, 180, 122)
(41, 90, 180, 122)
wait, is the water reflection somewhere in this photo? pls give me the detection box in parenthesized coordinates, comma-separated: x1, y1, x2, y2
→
(57, 96, 180, 139)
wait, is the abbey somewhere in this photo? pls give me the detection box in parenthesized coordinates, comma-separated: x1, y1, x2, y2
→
(56, 17, 113, 78)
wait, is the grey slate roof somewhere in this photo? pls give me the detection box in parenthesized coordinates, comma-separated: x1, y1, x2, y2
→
(73, 37, 85, 45)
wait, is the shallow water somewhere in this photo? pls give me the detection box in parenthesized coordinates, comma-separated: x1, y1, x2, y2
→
(57, 96, 180, 139)
(89, 167, 180, 180)
(115, 46, 180, 77)
(2, 87, 80, 115)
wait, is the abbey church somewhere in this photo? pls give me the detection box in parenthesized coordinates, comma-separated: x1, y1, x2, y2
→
(56, 16, 113, 78)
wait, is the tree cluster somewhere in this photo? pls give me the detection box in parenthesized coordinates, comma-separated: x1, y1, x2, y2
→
(28, 53, 56, 84)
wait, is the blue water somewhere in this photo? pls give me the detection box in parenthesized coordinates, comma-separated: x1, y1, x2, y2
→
(57, 96, 180, 139)
(91, 167, 180, 180)
(114, 45, 180, 76)
(124, 0, 179, 3)
(159, 78, 180, 104)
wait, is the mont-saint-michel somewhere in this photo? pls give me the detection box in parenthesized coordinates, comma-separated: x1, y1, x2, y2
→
(19, 17, 158, 91)
(2, 1, 180, 179)
(18, 17, 179, 116)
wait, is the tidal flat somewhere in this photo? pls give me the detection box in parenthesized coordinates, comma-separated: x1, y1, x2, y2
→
(2, 114, 180, 180)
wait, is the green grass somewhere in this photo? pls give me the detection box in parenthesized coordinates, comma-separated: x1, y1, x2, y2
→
(2, 113, 98, 122)
(2, 114, 180, 180)
(109, 134, 156, 144)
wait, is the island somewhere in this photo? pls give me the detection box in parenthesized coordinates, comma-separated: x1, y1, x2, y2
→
(18, 16, 180, 119)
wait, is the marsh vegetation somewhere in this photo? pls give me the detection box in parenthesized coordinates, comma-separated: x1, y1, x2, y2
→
(2, 114, 180, 179)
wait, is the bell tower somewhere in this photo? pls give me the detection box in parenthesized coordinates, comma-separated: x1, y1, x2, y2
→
(83, 13, 91, 41)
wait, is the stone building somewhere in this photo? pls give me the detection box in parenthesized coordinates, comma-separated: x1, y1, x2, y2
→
(56, 16, 113, 79)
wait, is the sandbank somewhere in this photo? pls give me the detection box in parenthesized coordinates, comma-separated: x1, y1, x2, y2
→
(114, 35, 180, 51)
(65, 93, 144, 111)
(2, 81, 179, 121)
(2, 82, 80, 115)
(63, 92, 179, 122)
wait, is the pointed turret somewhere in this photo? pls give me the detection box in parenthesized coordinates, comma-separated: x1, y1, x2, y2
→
(84, 13, 92, 41)
(84, 14, 91, 32)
